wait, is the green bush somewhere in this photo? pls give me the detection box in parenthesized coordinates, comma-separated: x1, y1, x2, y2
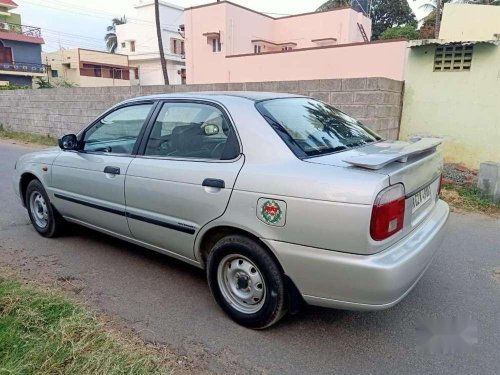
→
(379, 25, 419, 40)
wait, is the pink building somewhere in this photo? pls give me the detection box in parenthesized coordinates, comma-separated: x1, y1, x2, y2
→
(184, 1, 408, 84)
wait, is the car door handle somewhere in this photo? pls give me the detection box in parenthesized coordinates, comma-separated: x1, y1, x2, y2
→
(104, 166, 120, 175)
(202, 178, 225, 189)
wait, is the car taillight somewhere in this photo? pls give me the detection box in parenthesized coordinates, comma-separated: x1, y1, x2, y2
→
(437, 173, 443, 196)
(370, 184, 405, 241)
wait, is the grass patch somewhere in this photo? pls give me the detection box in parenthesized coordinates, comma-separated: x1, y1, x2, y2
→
(441, 184, 500, 217)
(0, 275, 171, 375)
(0, 124, 57, 147)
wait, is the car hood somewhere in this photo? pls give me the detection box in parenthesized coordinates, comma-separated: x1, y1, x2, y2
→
(17, 147, 62, 166)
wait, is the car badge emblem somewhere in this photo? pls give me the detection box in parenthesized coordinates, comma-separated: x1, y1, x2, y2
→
(257, 198, 286, 227)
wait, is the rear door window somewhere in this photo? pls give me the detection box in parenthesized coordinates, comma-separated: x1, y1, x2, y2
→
(143, 102, 239, 160)
(256, 98, 381, 158)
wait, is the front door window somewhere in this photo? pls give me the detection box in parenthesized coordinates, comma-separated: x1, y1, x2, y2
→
(83, 103, 154, 154)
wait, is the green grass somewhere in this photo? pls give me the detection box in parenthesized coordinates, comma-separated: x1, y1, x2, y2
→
(455, 185, 497, 209)
(0, 124, 57, 147)
(442, 183, 500, 216)
(0, 275, 171, 375)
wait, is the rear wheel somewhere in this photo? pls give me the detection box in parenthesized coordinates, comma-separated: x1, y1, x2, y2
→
(25, 179, 63, 237)
(207, 235, 287, 329)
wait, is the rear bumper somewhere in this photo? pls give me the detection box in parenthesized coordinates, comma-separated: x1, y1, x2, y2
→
(265, 199, 450, 310)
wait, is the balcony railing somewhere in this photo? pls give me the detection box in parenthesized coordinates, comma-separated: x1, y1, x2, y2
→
(0, 61, 45, 74)
(0, 21, 42, 38)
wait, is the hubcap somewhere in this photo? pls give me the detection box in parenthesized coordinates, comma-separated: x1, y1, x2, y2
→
(217, 254, 266, 314)
(29, 191, 49, 229)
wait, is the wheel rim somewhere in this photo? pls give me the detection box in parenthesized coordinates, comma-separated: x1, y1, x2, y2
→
(217, 254, 266, 314)
(29, 191, 49, 229)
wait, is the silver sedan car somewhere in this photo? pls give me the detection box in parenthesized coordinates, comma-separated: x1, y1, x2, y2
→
(13, 92, 449, 328)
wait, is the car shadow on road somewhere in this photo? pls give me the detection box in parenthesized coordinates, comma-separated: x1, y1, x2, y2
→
(60, 223, 398, 332)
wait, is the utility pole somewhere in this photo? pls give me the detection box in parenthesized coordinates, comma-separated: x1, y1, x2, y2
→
(435, 0, 442, 38)
(155, 0, 169, 85)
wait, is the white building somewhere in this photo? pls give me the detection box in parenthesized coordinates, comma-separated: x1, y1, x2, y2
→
(116, 0, 185, 86)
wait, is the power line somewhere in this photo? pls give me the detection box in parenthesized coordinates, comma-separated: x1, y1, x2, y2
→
(23, 0, 182, 29)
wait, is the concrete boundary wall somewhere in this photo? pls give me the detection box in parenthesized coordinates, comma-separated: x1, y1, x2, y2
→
(0, 77, 403, 140)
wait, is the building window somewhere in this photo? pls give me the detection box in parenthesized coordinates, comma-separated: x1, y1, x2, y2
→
(171, 38, 185, 55)
(130, 41, 136, 52)
(93, 66, 102, 77)
(212, 37, 221, 53)
(121, 42, 126, 48)
(134, 67, 139, 80)
(254, 45, 261, 54)
(51, 69, 58, 78)
(180, 68, 186, 85)
(434, 44, 473, 72)
(282, 46, 292, 51)
(81, 63, 130, 80)
(0, 41, 13, 63)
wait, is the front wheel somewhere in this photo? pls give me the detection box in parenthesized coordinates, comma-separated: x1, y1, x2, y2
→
(207, 235, 287, 329)
(25, 179, 63, 237)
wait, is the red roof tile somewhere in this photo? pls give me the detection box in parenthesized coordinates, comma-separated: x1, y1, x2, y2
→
(0, 32, 44, 44)
(0, 1, 18, 8)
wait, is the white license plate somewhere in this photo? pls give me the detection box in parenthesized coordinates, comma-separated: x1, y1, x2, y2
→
(412, 186, 432, 213)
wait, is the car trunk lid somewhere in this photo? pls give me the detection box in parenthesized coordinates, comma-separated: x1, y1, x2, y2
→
(305, 138, 444, 251)
(305, 138, 443, 195)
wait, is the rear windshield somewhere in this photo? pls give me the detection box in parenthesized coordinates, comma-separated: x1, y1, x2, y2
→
(256, 98, 382, 158)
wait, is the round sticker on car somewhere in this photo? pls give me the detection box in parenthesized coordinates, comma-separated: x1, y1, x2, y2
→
(257, 198, 287, 227)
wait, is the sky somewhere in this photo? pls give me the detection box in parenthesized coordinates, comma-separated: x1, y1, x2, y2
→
(14, 0, 430, 52)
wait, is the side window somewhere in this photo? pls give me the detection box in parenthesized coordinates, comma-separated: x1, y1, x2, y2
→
(83, 104, 153, 154)
(144, 102, 239, 160)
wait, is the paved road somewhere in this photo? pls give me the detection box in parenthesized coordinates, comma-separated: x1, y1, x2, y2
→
(1, 141, 499, 374)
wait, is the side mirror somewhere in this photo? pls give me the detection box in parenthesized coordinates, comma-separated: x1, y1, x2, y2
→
(203, 124, 219, 136)
(58, 134, 78, 150)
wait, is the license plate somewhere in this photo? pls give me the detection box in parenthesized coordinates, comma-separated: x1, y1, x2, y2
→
(412, 186, 432, 213)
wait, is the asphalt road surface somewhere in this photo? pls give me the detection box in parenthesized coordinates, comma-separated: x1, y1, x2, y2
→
(1, 140, 499, 374)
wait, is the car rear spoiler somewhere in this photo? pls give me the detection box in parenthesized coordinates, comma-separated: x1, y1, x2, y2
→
(342, 138, 442, 170)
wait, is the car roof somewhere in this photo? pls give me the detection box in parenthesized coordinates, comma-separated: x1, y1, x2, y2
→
(126, 91, 304, 103)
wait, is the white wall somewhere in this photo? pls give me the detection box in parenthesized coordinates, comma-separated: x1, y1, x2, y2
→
(116, 0, 185, 85)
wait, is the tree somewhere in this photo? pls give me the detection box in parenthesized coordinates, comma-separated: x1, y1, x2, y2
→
(417, 0, 499, 38)
(105, 16, 126, 53)
(417, 0, 447, 37)
(370, 0, 417, 40)
(317, 0, 417, 40)
(155, 0, 169, 85)
(316, 0, 351, 12)
(379, 25, 419, 40)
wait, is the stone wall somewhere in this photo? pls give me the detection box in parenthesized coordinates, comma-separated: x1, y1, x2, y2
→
(0, 77, 403, 140)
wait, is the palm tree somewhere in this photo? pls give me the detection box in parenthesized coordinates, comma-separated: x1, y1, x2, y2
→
(317, 0, 351, 12)
(417, 0, 499, 38)
(105, 16, 126, 53)
(417, 0, 448, 37)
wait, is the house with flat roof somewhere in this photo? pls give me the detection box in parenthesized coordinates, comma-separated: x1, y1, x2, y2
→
(116, 0, 185, 86)
(400, 3, 500, 168)
(43, 48, 132, 87)
(0, 0, 45, 87)
(184, 1, 408, 84)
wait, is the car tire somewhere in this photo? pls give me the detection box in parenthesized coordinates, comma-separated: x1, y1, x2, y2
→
(207, 235, 287, 329)
(25, 179, 63, 238)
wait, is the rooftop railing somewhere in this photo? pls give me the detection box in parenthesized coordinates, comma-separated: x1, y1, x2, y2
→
(0, 61, 45, 74)
(0, 21, 42, 38)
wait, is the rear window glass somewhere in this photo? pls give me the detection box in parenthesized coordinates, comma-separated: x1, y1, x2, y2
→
(256, 98, 382, 157)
